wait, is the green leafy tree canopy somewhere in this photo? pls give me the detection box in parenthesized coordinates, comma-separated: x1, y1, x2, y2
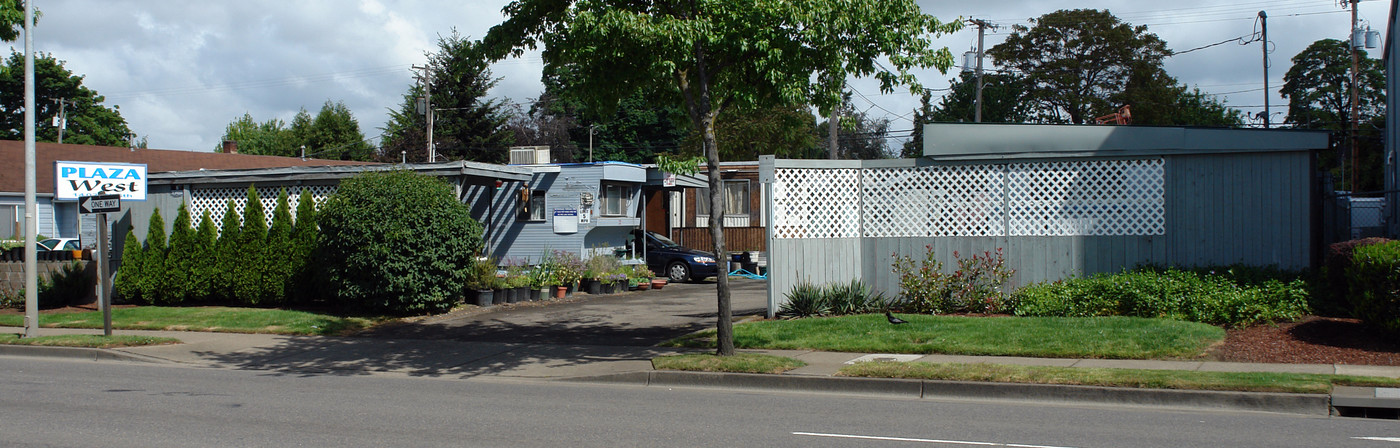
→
(0, 51, 132, 146)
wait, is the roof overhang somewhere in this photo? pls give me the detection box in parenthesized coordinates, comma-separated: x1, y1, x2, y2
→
(644, 170, 707, 188)
(149, 161, 533, 186)
(922, 123, 1331, 161)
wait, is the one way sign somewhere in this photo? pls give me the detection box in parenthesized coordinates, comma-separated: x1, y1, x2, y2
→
(79, 194, 121, 214)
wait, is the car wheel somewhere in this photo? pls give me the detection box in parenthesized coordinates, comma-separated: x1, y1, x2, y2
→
(668, 262, 691, 283)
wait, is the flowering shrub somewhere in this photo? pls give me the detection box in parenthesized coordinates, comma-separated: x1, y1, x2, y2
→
(890, 246, 1015, 314)
(1012, 267, 1310, 327)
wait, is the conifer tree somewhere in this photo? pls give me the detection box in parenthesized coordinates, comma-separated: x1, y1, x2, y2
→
(213, 200, 242, 303)
(290, 190, 319, 304)
(265, 188, 294, 305)
(164, 203, 198, 304)
(191, 210, 217, 301)
(234, 186, 268, 305)
(139, 208, 168, 304)
(113, 226, 144, 303)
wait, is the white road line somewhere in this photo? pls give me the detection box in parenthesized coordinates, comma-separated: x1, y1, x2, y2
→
(1354, 437, 1400, 443)
(792, 431, 1078, 448)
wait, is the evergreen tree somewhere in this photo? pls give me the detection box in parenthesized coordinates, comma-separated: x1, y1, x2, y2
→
(265, 189, 294, 305)
(234, 186, 269, 305)
(191, 210, 217, 302)
(381, 32, 513, 163)
(290, 190, 319, 304)
(213, 200, 242, 303)
(113, 226, 143, 303)
(163, 203, 197, 304)
(138, 208, 167, 305)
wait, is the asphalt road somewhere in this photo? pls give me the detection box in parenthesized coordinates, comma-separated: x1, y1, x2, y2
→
(5, 357, 1400, 448)
(363, 278, 770, 346)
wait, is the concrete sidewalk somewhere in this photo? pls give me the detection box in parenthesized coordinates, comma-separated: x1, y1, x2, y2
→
(5, 325, 1400, 416)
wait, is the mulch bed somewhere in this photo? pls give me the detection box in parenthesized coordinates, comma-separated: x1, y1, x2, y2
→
(1209, 316, 1400, 366)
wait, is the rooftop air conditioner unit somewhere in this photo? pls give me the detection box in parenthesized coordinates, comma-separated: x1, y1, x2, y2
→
(509, 146, 551, 165)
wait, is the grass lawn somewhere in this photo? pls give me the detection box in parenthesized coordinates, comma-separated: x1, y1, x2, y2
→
(0, 333, 180, 348)
(0, 307, 380, 336)
(665, 314, 1224, 359)
(838, 361, 1400, 394)
(653, 353, 807, 374)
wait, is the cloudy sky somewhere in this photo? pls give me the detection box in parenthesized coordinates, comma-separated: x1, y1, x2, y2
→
(25, 0, 1394, 153)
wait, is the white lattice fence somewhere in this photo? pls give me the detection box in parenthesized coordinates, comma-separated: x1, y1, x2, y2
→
(188, 185, 336, 233)
(771, 168, 861, 239)
(772, 158, 1164, 239)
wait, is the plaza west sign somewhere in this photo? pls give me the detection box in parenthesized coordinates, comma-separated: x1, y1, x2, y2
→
(55, 161, 147, 201)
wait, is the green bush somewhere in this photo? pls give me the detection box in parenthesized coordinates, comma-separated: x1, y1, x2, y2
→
(891, 246, 1015, 314)
(38, 261, 90, 309)
(1323, 238, 1390, 315)
(190, 210, 218, 301)
(212, 200, 242, 303)
(233, 185, 270, 305)
(163, 203, 198, 305)
(778, 279, 885, 318)
(1348, 242, 1400, 334)
(1013, 267, 1311, 327)
(317, 170, 483, 315)
(778, 281, 828, 318)
(288, 190, 319, 304)
(262, 188, 294, 306)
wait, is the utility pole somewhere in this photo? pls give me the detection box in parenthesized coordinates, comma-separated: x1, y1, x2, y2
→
(588, 124, 595, 163)
(52, 98, 73, 143)
(1260, 11, 1269, 129)
(1349, 0, 1360, 192)
(413, 64, 434, 163)
(22, 0, 35, 338)
(968, 18, 993, 123)
(827, 107, 839, 159)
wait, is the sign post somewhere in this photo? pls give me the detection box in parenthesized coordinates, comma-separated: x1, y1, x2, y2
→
(80, 194, 120, 336)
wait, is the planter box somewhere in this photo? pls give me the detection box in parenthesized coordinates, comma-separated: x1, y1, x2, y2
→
(492, 289, 508, 305)
(469, 289, 494, 307)
(532, 288, 548, 301)
(584, 279, 602, 295)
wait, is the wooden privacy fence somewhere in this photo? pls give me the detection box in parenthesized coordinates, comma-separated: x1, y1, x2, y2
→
(758, 125, 1328, 317)
(670, 226, 766, 252)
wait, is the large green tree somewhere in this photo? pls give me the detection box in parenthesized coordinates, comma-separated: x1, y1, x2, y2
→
(0, 51, 132, 146)
(382, 32, 513, 163)
(815, 92, 893, 160)
(1115, 64, 1242, 127)
(217, 101, 372, 160)
(484, 0, 961, 355)
(1281, 38, 1385, 191)
(988, 9, 1170, 124)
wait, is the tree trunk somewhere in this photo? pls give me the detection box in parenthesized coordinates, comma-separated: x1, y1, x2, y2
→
(700, 110, 734, 357)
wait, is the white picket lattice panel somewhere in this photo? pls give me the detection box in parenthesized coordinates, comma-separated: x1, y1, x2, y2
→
(860, 165, 1004, 237)
(1005, 159, 1164, 236)
(188, 185, 336, 234)
(772, 158, 1164, 239)
(771, 168, 861, 239)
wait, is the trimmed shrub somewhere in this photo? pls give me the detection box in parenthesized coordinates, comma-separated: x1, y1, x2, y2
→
(778, 281, 828, 318)
(113, 226, 143, 303)
(38, 261, 91, 309)
(317, 170, 484, 315)
(1323, 237, 1390, 315)
(1013, 267, 1310, 327)
(1348, 242, 1400, 334)
(233, 185, 269, 305)
(263, 188, 294, 306)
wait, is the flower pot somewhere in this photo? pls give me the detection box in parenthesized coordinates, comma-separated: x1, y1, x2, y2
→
(532, 288, 548, 301)
(471, 289, 494, 307)
(566, 282, 577, 297)
(628, 281, 639, 291)
(651, 279, 667, 290)
(554, 285, 567, 299)
(637, 281, 650, 291)
(584, 279, 602, 295)
(492, 288, 508, 305)
(600, 282, 615, 294)
(504, 287, 519, 303)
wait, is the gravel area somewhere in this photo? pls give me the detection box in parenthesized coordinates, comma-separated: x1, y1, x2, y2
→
(1209, 316, 1400, 366)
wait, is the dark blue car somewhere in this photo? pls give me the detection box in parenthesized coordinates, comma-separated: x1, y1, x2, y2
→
(632, 230, 718, 283)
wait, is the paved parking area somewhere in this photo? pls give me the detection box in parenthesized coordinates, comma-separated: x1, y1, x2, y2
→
(362, 278, 770, 346)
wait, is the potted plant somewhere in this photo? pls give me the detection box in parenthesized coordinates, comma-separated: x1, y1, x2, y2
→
(466, 258, 496, 307)
(554, 250, 584, 296)
(635, 266, 655, 290)
(585, 253, 621, 294)
(505, 267, 528, 303)
(650, 277, 667, 290)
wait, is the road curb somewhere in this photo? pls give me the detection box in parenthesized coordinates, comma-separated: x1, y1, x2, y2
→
(0, 344, 167, 364)
(564, 371, 1331, 415)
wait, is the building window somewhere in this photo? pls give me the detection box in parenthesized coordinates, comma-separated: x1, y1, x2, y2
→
(522, 190, 546, 221)
(602, 183, 630, 216)
(697, 180, 750, 216)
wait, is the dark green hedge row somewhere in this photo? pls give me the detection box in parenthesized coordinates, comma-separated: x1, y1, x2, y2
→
(1012, 267, 1310, 327)
(1348, 241, 1400, 334)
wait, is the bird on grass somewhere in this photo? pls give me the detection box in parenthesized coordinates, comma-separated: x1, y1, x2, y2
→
(885, 312, 908, 325)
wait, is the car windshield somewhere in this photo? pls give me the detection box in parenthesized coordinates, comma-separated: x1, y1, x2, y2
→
(37, 239, 59, 250)
(648, 232, 682, 248)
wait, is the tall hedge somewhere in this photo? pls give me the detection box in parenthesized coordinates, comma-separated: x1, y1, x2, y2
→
(264, 188, 294, 305)
(234, 185, 269, 305)
(163, 203, 198, 304)
(138, 208, 168, 305)
(317, 170, 483, 315)
(213, 200, 242, 303)
(190, 210, 218, 301)
(113, 226, 144, 303)
(289, 189, 318, 304)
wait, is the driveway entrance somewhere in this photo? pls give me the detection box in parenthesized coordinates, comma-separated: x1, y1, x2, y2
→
(364, 278, 768, 347)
